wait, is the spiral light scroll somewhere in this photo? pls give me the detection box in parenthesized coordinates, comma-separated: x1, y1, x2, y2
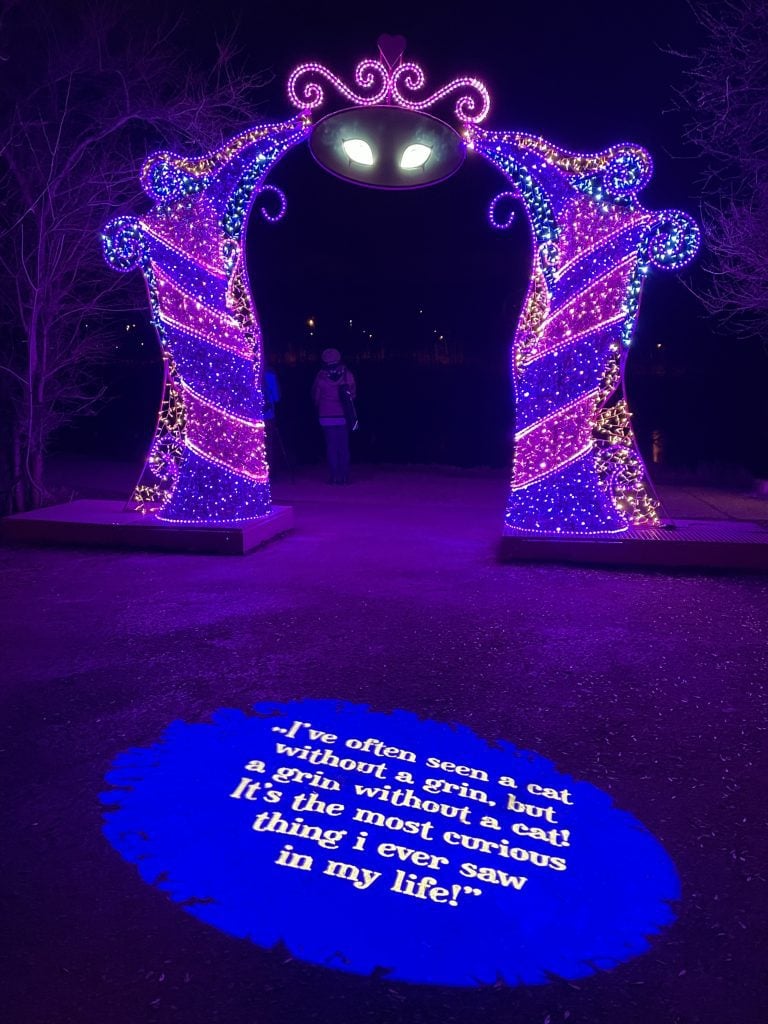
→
(255, 185, 288, 224)
(489, 192, 518, 230)
(287, 60, 390, 111)
(141, 154, 205, 203)
(391, 63, 491, 123)
(642, 210, 701, 271)
(102, 217, 145, 273)
(287, 57, 491, 123)
(603, 145, 653, 201)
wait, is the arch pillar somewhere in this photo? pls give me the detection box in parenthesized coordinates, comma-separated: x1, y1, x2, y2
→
(103, 117, 309, 522)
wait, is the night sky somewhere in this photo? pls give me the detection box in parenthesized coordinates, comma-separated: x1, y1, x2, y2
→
(73, 0, 768, 476)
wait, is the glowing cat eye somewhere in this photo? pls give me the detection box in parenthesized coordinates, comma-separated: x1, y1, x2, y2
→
(400, 144, 432, 169)
(341, 139, 374, 165)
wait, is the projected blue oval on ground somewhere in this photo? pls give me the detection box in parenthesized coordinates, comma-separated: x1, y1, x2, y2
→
(101, 700, 679, 986)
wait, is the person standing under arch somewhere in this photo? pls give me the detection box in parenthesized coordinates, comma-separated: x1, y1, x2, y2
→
(312, 348, 356, 484)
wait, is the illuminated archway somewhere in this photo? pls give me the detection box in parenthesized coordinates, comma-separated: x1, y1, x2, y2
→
(102, 49, 699, 535)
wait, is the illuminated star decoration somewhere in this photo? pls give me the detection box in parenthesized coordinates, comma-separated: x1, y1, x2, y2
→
(103, 50, 698, 532)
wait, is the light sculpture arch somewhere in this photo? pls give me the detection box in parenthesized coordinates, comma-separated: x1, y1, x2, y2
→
(102, 49, 699, 534)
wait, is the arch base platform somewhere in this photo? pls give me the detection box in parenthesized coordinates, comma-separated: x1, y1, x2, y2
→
(1, 500, 294, 555)
(498, 518, 768, 572)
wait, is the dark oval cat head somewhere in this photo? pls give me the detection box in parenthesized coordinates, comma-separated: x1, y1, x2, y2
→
(309, 106, 465, 190)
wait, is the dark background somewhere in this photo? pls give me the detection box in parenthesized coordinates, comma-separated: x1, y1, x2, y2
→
(58, 0, 768, 480)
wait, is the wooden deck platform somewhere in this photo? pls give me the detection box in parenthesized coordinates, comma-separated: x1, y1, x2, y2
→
(1, 500, 294, 555)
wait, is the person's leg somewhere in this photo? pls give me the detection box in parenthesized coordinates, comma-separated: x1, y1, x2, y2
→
(337, 426, 351, 483)
(332, 426, 348, 483)
(322, 425, 337, 482)
(325, 425, 350, 483)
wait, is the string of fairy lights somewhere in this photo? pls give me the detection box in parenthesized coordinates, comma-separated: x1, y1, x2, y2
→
(103, 117, 309, 522)
(102, 52, 698, 534)
(470, 127, 699, 534)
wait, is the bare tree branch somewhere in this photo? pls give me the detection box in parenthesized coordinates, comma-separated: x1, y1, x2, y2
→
(0, 3, 272, 512)
(675, 0, 768, 340)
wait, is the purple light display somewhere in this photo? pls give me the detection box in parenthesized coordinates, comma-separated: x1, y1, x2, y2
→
(103, 120, 310, 522)
(473, 131, 699, 533)
(287, 59, 490, 123)
(103, 51, 698, 533)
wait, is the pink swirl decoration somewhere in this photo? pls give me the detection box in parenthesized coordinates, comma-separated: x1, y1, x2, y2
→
(287, 60, 389, 110)
(391, 63, 490, 123)
(287, 58, 491, 124)
(489, 192, 518, 229)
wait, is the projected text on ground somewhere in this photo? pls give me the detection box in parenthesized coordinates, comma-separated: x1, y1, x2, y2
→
(102, 700, 679, 985)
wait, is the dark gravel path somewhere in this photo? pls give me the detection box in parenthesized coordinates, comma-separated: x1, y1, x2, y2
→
(2, 467, 767, 1024)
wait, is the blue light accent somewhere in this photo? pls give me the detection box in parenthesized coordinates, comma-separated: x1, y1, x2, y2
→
(164, 327, 262, 419)
(145, 238, 229, 306)
(505, 455, 627, 535)
(553, 223, 649, 300)
(515, 332, 621, 433)
(158, 449, 271, 523)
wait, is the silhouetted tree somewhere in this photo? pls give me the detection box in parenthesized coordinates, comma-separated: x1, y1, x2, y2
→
(0, 1, 270, 512)
(677, 0, 768, 339)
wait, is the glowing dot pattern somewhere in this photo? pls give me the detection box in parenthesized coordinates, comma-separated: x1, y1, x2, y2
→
(102, 116, 310, 522)
(184, 389, 267, 484)
(514, 392, 600, 490)
(472, 128, 699, 535)
(142, 195, 227, 278)
(288, 58, 491, 124)
(152, 263, 249, 357)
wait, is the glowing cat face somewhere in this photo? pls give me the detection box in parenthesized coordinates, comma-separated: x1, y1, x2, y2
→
(310, 106, 465, 189)
(340, 138, 433, 169)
